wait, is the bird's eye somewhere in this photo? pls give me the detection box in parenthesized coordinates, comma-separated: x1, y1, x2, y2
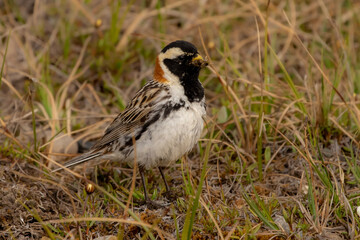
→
(177, 55, 186, 61)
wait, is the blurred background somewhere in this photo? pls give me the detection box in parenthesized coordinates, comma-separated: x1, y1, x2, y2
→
(1, 0, 359, 239)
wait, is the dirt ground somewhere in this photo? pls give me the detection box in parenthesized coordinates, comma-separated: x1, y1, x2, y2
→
(1, 136, 358, 239)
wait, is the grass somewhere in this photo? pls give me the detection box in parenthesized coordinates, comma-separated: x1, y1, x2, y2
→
(0, 0, 360, 239)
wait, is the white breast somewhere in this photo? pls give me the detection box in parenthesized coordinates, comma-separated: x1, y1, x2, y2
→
(134, 99, 205, 169)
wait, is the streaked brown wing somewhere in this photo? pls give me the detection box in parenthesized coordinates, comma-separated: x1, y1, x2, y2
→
(91, 81, 167, 150)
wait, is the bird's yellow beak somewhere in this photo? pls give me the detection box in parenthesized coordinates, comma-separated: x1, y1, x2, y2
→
(191, 54, 208, 68)
(192, 54, 204, 62)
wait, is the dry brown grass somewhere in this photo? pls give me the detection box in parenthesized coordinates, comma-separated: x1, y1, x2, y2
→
(1, 0, 360, 239)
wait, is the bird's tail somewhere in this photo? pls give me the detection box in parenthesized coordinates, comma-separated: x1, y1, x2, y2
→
(52, 151, 102, 172)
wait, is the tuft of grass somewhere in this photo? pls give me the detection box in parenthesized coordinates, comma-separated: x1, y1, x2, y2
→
(241, 185, 279, 231)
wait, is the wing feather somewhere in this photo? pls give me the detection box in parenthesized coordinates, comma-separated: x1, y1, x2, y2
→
(91, 81, 169, 150)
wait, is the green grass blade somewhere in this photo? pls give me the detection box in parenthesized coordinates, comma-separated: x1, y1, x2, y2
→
(20, 201, 56, 240)
(182, 124, 214, 240)
(0, 31, 10, 87)
(241, 187, 279, 230)
(268, 44, 307, 115)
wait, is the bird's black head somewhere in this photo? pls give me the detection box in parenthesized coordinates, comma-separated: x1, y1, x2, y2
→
(160, 40, 208, 75)
(156, 40, 207, 102)
(161, 40, 198, 55)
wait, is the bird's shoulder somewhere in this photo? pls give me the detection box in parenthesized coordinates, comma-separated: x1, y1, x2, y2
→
(91, 80, 170, 150)
(115, 80, 170, 123)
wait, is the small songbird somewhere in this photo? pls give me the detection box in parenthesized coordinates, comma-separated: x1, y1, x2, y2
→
(53, 40, 208, 206)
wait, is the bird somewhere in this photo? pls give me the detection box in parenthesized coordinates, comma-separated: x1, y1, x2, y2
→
(53, 40, 208, 207)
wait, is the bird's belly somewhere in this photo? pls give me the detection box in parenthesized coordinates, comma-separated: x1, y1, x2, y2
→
(134, 103, 205, 169)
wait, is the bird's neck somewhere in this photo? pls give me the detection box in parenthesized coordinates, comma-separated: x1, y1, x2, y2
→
(153, 57, 170, 84)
